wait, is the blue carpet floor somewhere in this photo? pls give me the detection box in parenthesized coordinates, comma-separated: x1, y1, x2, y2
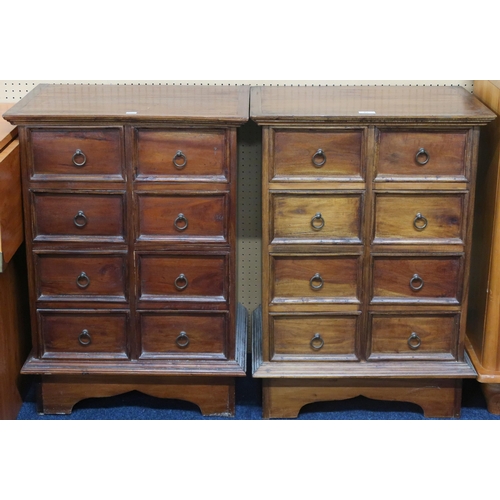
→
(16, 357, 500, 420)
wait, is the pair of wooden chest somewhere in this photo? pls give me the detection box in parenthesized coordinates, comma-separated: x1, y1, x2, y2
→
(3, 84, 496, 418)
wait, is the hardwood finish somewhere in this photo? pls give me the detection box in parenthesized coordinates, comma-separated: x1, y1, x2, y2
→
(0, 103, 31, 419)
(136, 129, 228, 182)
(376, 129, 468, 181)
(4, 84, 249, 415)
(272, 129, 364, 181)
(466, 80, 500, 413)
(252, 85, 494, 418)
(30, 128, 124, 180)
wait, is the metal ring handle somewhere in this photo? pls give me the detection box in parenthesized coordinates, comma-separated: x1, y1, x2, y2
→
(408, 332, 422, 350)
(309, 273, 324, 290)
(73, 210, 88, 228)
(173, 150, 187, 169)
(174, 213, 188, 231)
(413, 212, 428, 230)
(76, 272, 90, 289)
(176, 331, 190, 348)
(311, 212, 325, 230)
(72, 149, 87, 167)
(415, 148, 430, 166)
(312, 148, 326, 167)
(310, 333, 324, 350)
(78, 329, 92, 346)
(174, 273, 188, 291)
(409, 273, 424, 291)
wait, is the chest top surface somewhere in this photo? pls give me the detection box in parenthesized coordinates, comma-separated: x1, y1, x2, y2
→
(2, 84, 250, 125)
(250, 85, 496, 124)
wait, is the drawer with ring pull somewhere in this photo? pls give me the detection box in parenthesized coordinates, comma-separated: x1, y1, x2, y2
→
(139, 312, 227, 360)
(137, 252, 228, 306)
(373, 192, 466, 245)
(270, 128, 364, 181)
(367, 313, 459, 361)
(35, 252, 127, 302)
(370, 255, 464, 305)
(270, 254, 361, 305)
(375, 129, 468, 181)
(271, 192, 363, 244)
(38, 310, 129, 360)
(270, 313, 359, 361)
(32, 191, 126, 242)
(29, 128, 124, 180)
(135, 128, 228, 182)
(136, 192, 228, 243)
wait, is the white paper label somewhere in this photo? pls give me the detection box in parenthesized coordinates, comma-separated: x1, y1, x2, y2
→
(126, 111, 138, 115)
(358, 111, 376, 114)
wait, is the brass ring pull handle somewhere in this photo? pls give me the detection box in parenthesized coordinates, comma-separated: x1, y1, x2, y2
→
(174, 213, 188, 231)
(413, 212, 428, 230)
(76, 272, 90, 289)
(176, 331, 190, 348)
(409, 273, 424, 291)
(415, 148, 430, 165)
(312, 148, 326, 167)
(310, 333, 324, 350)
(311, 212, 325, 230)
(78, 329, 92, 346)
(407, 332, 422, 350)
(73, 210, 88, 228)
(310, 273, 324, 290)
(174, 273, 188, 291)
(173, 150, 187, 169)
(72, 149, 87, 167)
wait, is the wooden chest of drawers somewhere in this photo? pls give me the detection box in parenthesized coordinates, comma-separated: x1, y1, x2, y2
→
(251, 85, 495, 418)
(3, 84, 249, 415)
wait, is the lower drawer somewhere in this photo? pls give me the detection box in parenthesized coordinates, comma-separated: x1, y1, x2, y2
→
(367, 313, 458, 361)
(139, 312, 227, 360)
(270, 314, 358, 361)
(39, 310, 129, 360)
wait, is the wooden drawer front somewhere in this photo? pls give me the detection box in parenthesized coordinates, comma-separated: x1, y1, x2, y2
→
(371, 256, 463, 305)
(139, 312, 227, 360)
(33, 192, 125, 242)
(376, 130, 467, 180)
(31, 128, 123, 179)
(40, 310, 128, 360)
(271, 315, 358, 361)
(368, 314, 458, 360)
(137, 193, 227, 243)
(271, 255, 360, 304)
(374, 193, 465, 244)
(272, 129, 363, 181)
(36, 254, 127, 301)
(136, 129, 227, 181)
(272, 193, 362, 244)
(138, 254, 227, 304)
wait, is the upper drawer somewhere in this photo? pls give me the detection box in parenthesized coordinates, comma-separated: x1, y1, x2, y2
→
(271, 255, 361, 305)
(135, 129, 228, 182)
(30, 128, 124, 180)
(271, 192, 363, 244)
(373, 192, 466, 245)
(375, 129, 468, 181)
(136, 192, 228, 243)
(32, 191, 126, 243)
(271, 129, 364, 181)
